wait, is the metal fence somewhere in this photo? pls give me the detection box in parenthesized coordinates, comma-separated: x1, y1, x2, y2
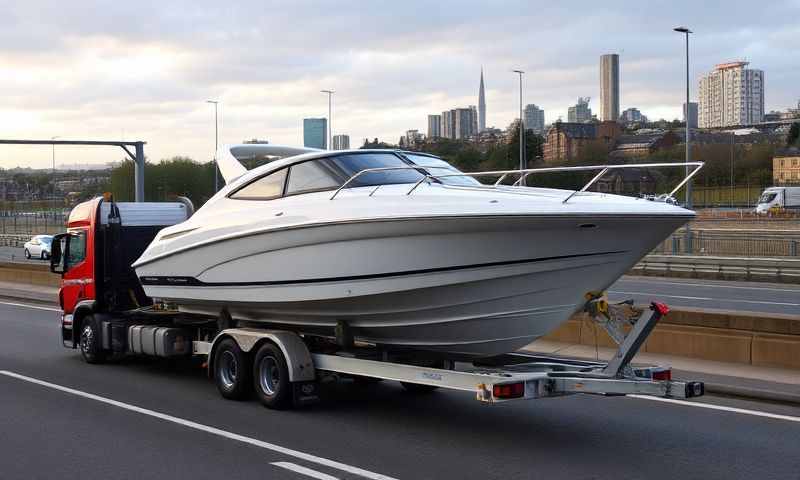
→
(0, 212, 66, 235)
(654, 230, 800, 257)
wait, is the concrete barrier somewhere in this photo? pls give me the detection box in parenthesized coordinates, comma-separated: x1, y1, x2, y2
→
(0, 262, 60, 287)
(544, 308, 800, 370)
(633, 255, 800, 284)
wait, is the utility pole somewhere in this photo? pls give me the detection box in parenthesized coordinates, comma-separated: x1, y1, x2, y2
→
(512, 70, 525, 171)
(51, 136, 59, 214)
(206, 100, 220, 192)
(321, 90, 334, 150)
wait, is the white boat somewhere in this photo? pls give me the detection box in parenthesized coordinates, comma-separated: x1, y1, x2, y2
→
(133, 145, 702, 357)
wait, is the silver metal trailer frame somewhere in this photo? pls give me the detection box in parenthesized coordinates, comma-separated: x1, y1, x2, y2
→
(197, 298, 705, 406)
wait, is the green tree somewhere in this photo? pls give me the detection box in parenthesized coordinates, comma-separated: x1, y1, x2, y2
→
(788, 122, 800, 147)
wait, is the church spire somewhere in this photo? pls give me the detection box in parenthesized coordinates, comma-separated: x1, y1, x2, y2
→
(478, 68, 486, 132)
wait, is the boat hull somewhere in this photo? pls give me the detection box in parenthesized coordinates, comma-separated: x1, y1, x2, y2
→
(136, 214, 689, 356)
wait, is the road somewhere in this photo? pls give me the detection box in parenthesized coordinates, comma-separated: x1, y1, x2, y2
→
(1, 302, 799, 479)
(609, 276, 800, 316)
(0, 245, 45, 264)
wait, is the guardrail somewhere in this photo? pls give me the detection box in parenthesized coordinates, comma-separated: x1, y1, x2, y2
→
(655, 230, 800, 257)
(634, 254, 800, 283)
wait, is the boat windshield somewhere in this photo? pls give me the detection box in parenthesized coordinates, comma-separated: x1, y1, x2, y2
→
(402, 154, 482, 187)
(759, 192, 777, 203)
(325, 153, 426, 187)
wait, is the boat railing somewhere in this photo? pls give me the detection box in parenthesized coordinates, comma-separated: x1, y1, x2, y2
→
(329, 161, 704, 203)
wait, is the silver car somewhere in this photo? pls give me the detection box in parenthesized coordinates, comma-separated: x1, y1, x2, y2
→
(24, 235, 53, 260)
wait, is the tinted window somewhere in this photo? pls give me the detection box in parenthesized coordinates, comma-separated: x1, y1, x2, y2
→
(287, 160, 341, 195)
(231, 169, 288, 199)
(67, 231, 86, 268)
(403, 154, 482, 187)
(332, 153, 424, 187)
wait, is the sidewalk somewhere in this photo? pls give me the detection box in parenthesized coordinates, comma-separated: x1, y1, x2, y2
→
(526, 339, 800, 403)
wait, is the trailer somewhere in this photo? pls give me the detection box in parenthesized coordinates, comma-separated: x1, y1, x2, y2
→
(53, 196, 703, 410)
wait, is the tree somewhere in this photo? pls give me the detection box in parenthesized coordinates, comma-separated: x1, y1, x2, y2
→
(788, 122, 800, 147)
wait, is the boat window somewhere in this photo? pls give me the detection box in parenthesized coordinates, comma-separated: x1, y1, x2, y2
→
(286, 160, 341, 195)
(230, 168, 288, 200)
(402, 154, 482, 187)
(329, 153, 424, 187)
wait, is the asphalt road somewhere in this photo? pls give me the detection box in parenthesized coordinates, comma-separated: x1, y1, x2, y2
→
(0, 245, 46, 264)
(609, 276, 800, 316)
(1, 301, 799, 479)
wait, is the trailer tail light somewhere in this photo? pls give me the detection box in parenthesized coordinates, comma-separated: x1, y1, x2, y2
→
(493, 382, 525, 399)
(651, 368, 672, 381)
(652, 302, 670, 316)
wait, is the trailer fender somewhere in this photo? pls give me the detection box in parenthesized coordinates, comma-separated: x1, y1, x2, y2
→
(66, 300, 97, 348)
(208, 328, 315, 383)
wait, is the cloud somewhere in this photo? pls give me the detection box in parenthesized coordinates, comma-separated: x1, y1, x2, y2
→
(1, 0, 798, 168)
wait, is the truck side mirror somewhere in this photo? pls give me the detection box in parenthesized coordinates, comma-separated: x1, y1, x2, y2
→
(50, 233, 68, 275)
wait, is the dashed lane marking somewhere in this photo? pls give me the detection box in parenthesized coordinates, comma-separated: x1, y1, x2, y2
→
(272, 462, 340, 480)
(0, 300, 61, 312)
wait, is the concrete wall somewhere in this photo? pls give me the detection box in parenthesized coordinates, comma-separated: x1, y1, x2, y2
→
(0, 262, 60, 287)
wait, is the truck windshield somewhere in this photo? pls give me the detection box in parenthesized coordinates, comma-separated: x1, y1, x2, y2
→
(759, 192, 777, 203)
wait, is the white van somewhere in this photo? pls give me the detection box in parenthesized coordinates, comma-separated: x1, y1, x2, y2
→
(755, 186, 800, 214)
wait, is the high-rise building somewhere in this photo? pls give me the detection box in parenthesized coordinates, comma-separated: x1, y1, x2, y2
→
(698, 61, 764, 128)
(469, 105, 478, 135)
(441, 108, 476, 140)
(441, 110, 455, 139)
(427, 114, 442, 138)
(332, 134, 350, 150)
(683, 102, 698, 129)
(620, 107, 647, 124)
(599, 54, 620, 122)
(568, 97, 592, 123)
(478, 69, 487, 132)
(303, 118, 327, 149)
(524, 104, 545, 134)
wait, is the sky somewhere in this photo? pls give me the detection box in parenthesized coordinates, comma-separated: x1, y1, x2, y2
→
(1, 0, 799, 169)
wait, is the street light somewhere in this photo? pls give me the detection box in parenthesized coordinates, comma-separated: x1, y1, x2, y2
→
(206, 100, 220, 192)
(512, 70, 525, 171)
(321, 90, 334, 150)
(674, 27, 692, 208)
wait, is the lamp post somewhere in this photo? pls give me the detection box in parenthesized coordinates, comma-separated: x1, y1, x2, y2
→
(730, 132, 735, 207)
(206, 100, 220, 192)
(512, 70, 525, 171)
(674, 26, 693, 253)
(321, 90, 334, 150)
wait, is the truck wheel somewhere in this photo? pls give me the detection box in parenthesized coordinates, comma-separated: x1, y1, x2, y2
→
(214, 338, 250, 400)
(253, 342, 292, 410)
(79, 315, 106, 364)
(400, 382, 438, 393)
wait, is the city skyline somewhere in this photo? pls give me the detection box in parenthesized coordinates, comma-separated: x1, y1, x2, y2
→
(2, 1, 799, 168)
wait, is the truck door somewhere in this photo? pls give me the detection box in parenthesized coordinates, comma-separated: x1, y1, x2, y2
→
(60, 229, 91, 314)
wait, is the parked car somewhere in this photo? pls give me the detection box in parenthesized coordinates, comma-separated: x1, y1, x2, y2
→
(24, 235, 53, 260)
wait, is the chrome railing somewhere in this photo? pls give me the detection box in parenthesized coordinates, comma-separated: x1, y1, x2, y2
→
(330, 161, 704, 202)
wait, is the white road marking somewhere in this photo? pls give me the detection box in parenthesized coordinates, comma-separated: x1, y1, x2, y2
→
(0, 370, 397, 480)
(609, 290, 800, 307)
(629, 395, 800, 424)
(0, 300, 61, 312)
(272, 462, 340, 480)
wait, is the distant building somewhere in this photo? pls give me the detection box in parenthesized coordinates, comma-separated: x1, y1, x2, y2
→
(543, 122, 597, 162)
(698, 61, 764, 128)
(610, 131, 680, 159)
(405, 129, 424, 147)
(620, 107, 647, 125)
(683, 102, 698, 129)
(596, 169, 656, 196)
(773, 148, 800, 185)
(332, 134, 350, 150)
(568, 97, 592, 123)
(427, 114, 442, 139)
(599, 54, 620, 122)
(524, 104, 545, 134)
(478, 69, 487, 132)
(303, 118, 327, 149)
(440, 107, 476, 140)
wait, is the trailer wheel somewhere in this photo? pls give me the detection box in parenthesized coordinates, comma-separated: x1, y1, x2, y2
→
(400, 382, 438, 393)
(252, 342, 292, 410)
(79, 315, 106, 364)
(214, 338, 250, 400)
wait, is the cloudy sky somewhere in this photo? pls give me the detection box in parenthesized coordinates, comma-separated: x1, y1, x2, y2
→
(2, 0, 799, 169)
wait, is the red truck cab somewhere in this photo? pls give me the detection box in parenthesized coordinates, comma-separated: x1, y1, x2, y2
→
(51, 196, 191, 350)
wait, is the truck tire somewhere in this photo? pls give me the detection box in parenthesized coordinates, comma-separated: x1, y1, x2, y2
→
(213, 338, 251, 400)
(252, 342, 292, 410)
(79, 315, 106, 364)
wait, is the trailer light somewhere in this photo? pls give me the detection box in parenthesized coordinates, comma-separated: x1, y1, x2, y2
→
(652, 302, 670, 316)
(651, 368, 672, 381)
(493, 382, 524, 399)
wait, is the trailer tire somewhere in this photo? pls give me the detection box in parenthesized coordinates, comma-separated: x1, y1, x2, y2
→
(214, 338, 251, 400)
(400, 382, 438, 393)
(253, 342, 292, 410)
(79, 315, 106, 364)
